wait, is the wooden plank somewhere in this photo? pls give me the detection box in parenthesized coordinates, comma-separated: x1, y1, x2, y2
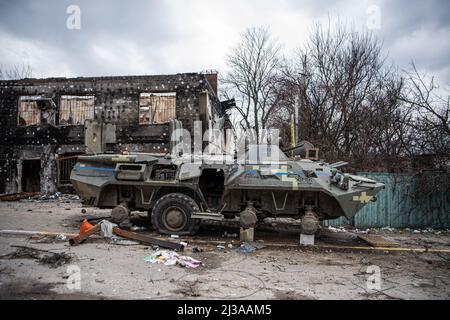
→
(112, 227, 184, 251)
(357, 234, 399, 247)
(0, 192, 40, 201)
(69, 224, 101, 246)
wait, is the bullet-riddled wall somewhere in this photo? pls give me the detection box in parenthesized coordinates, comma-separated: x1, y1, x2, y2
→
(0, 72, 222, 194)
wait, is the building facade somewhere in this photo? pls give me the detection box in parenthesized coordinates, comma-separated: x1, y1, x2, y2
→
(0, 72, 228, 194)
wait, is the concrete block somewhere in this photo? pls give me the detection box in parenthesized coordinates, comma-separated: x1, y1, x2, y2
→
(300, 233, 315, 246)
(240, 227, 254, 242)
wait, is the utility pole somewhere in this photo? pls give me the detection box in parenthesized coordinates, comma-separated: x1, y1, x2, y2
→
(290, 114, 295, 157)
(294, 94, 300, 146)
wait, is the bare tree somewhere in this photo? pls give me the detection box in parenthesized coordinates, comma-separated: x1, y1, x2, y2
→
(0, 63, 33, 80)
(401, 63, 450, 159)
(276, 22, 414, 169)
(221, 27, 281, 144)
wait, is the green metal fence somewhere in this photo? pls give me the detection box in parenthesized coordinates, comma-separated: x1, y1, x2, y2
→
(322, 172, 450, 229)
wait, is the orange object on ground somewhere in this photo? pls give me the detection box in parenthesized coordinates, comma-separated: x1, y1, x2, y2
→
(79, 219, 94, 234)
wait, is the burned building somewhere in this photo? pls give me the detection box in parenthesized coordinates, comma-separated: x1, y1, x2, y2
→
(0, 72, 230, 195)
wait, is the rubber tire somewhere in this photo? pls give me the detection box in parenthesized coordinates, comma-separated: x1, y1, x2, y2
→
(151, 193, 200, 235)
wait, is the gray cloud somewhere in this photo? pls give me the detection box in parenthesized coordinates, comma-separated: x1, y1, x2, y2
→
(0, 0, 449, 84)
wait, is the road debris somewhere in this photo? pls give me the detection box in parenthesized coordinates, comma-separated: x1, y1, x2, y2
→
(69, 222, 101, 245)
(99, 220, 117, 238)
(1, 245, 73, 268)
(37, 193, 80, 201)
(327, 226, 348, 233)
(0, 229, 78, 238)
(130, 226, 146, 232)
(223, 231, 238, 238)
(357, 234, 399, 247)
(0, 192, 40, 201)
(111, 239, 141, 246)
(68, 219, 185, 250)
(55, 234, 67, 241)
(112, 227, 184, 251)
(144, 250, 202, 268)
(39, 251, 73, 268)
(237, 242, 266, 254)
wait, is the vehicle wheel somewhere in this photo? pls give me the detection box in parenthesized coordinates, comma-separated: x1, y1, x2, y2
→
(151, 193, 200, 235)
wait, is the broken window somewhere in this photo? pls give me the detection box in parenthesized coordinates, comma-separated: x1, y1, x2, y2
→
(18, 96, 41, 126)
(139, 92, 176, 124)
(59, 95, 95, 125)
(57, 153, 83, 185)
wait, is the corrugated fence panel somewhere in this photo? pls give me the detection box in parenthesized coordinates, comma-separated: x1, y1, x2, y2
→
(322, 172, 450, 228)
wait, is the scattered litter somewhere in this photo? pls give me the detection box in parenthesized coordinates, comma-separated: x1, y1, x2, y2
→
(180, 241, 188, 247)
(39, 192, 62, 200)
(354, 228, 370, 234)
(192, 246, 203, 253)
(144, 250, 202, 268)
(237, 241, 266, 254)
(55, 234, 67, 241)
(327, 226, 347, 233)
(216, 245, 225, 250)
(37, 192, 80, 201)
(111, 239, 140, 246)
(223, 231, 238, 238)
(130, 226, 146, 232)
(413, 230, 421, 234)
(1, 245, 73, 268)
(380, 226, 396, 232)
(171, 234, 180, 239)
(39, 252, 73, 268)
(237, 242, 256, 253)
(99, 220, 117, 238)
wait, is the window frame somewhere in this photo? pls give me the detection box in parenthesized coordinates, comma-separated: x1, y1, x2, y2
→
(138, 92, 177, 125)
(58, 94, 95, 126)
(17, 96, 42, 127)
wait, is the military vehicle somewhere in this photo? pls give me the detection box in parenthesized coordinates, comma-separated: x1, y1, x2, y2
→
(70, 142, 385, 237)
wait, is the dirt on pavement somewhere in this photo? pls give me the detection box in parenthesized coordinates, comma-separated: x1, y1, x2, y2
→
(0, 198, 449, 300)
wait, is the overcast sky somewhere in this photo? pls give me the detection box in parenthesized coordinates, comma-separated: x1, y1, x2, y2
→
(0, 0, 449, 85)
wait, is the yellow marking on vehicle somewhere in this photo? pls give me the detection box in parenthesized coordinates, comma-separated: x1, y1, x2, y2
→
(282, 175, 298, 190)
(353, 192, 373, 203)
(272, 166, 299, 190)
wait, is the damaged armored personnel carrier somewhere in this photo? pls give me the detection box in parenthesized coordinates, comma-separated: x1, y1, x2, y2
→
(71, 141, 385, 238)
